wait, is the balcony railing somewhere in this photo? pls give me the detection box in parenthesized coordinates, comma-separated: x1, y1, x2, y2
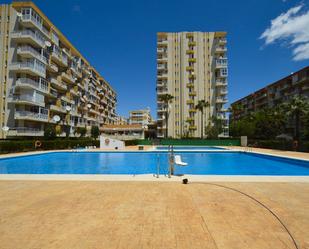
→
(216, 97, 228, 103)
(11, 30, 45, 47)
(7, 127, 44, 136)
(215, 58, 228, 68)
(10, 60, 46, 78)
(11, 95, 45, 106)
(15, 77, 49, 93)
(15, 110, 48, 121)
(21, 14, 49, 37)
(17, 45, 47, 64)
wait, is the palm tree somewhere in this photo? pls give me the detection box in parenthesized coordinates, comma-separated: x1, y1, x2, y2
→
(159, 94, 174, 138)
(195, 100, 210, 139)
(280, 96, 309, 141)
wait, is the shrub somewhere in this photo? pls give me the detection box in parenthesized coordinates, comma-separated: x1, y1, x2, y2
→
(44, 124, 56, 140)
(0, 139, 100, 154)
(77, 127, 86, 137)
(0, 140, 34, 153)
(91, 126, 100, 139)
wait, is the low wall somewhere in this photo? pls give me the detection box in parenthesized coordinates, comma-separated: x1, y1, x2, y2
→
(134, 139, 240, 146)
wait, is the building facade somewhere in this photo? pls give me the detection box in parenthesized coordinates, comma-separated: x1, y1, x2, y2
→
(129, 108, 152, 127)
(0, 2, 117, 138)
(156, 32, 228, 138)
(231, 66, 309, 121)
(115, 115, 128, 125)
(100, 124, 145, 140)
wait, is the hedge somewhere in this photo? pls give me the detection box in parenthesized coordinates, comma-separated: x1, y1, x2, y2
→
(124, 139, 240, 146)
(0, 139, 99, 154)
(248, 139, 309, 152)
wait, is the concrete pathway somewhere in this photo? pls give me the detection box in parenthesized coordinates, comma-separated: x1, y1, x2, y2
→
(0, 181, 307, 249)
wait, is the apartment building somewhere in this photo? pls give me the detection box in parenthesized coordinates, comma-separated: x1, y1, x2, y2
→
(156, 32, 228, 138)
(129, 108, 152, 127)
(231, 66, 309, 121)
(115, 115, 128, 125)
(0, 2, 117, 138)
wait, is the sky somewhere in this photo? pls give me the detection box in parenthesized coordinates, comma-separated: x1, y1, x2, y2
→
(5, 0, 309, 117)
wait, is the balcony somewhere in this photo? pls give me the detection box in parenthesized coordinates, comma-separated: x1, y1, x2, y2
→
(50, 103, 66, 113)
(188, 58, 196, 63)
(216, 97, 228, 104)
(188, 41, 196, 47)
(186, 50, 194, 55)
(157, 64, 167, 70)
(215, 46, 227, 53)
(9, 95, 45, 107)
(10, 60, 46, 78)
(61, 72, 75, 84)
(189, 125, 197, 130)
(189, 91, 196, 96)
(46, 62, 58, 73)
(17, 45, 47, 64)
(188, 74, 196, 80)
(14, 110, 49, 122)
(186, 83, 194, 88)
(218, 68, 228, 78)
(157, 88, 168, 95)
(216, 113, 228, 120)
(11, 30, 45, 48)
(215, 58, 228, 68)
(15, 77, 49, 94)
(48, 88, 58, 98)
(7, 127, 44, 137)
(50, 77, 67, 91)
(218, 38, 227, 44)
(215, 79, 227, 87)
(186, 33, 194, 38)
(186, 99, 194, 104)
(157, 47, 167, 54)
(189, 108, 197, 113)
(186, 66, 194, 71)
(218, 88, 228, 95)
(20, 14, 48, 37)
(51, 49, 68, 67)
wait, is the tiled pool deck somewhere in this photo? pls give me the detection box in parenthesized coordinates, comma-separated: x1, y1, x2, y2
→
(0, 147, 308, 249)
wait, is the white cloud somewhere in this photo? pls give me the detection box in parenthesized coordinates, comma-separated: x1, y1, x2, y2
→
(260, 4, 309, 61)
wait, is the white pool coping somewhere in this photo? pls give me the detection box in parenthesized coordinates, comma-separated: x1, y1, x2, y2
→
(0, 174, 308, 182)
(0, 148, 308, 182)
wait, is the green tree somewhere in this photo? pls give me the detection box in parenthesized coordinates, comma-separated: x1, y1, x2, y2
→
(44, 124, 56, 140)
(280, 96, 309, 141)
(91, 126, 100, 139)
(158, 94, 174, 138)
(77, 127, 87, 137)
(195, 100, 210, 139)
(205, 116, 223, 139)
(253, 108, 285, 139)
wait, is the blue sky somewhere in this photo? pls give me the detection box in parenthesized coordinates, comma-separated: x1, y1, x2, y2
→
(7, 0, 309, 117)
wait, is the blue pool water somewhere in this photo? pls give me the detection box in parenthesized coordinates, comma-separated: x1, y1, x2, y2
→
(0, 152, 308, 175)
(155, 146, 226, 151)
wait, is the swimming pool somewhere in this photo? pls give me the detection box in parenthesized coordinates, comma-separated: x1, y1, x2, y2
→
(0, 152, 308, 176)
(155, 146, 226, 151)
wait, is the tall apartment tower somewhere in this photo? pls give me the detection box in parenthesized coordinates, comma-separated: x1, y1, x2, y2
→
(156, 32, 228, 138)
(0, 2, 117, 138)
